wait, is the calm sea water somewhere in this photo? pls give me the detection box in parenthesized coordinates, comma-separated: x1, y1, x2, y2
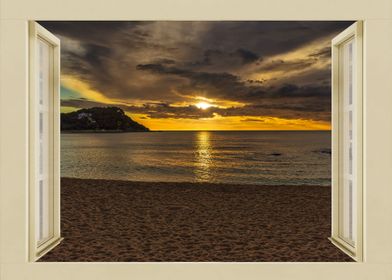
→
(61, 131, 331, 186)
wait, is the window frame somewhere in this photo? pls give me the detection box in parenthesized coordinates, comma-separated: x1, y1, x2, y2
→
(330, 21, 363, 261)
(28, 21, 62, 262)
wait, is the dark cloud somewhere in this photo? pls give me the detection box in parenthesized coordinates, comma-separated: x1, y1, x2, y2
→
(39, 21, 147, 45)
(257, 58, 317, 72)
(309, 47, 331, 59)
(196, 49, 224, 66)
(233, 48, 260, 64)
(136, 63, 331, 103)
(153, 58, 177, 65)
(190, 48, 260, 68)
(241, 118, 267, 122)
(39, 21, 353, 123)
(194, 21, 353, 59)
(136, 63, 245, 96)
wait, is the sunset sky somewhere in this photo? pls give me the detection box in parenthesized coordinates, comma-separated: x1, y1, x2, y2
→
(40, 21, 352, 131)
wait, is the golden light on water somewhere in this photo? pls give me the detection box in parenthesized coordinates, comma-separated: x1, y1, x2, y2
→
(195, 131, 212, 182)
(195, 101, 212, 110)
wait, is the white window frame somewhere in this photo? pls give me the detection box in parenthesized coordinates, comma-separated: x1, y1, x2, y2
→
(330, 21, 363, 262)
(28, 22, 62, 261)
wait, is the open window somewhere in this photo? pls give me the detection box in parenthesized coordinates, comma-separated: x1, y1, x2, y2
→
(26, 20, 364, 262)
(29, 22, 62, 261)
(330, 21, 363, 261)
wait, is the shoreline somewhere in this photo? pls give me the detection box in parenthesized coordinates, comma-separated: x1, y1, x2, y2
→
(40, 178, 352, 262)
(60, 177, 332, 188)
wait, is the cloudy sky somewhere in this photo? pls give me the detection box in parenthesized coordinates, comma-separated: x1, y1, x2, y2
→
(40, 21, 352, 130)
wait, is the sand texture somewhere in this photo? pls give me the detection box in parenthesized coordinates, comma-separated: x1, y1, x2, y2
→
(39, 178, 353, 262)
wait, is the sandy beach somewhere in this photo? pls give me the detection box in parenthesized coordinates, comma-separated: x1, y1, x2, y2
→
(39, 178, 353, 262)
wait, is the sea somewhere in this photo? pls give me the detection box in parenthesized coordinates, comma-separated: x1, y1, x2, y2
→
(61, 131, 331, 186)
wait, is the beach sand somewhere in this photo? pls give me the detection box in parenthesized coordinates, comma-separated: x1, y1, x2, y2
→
(39, 178, 353, 262)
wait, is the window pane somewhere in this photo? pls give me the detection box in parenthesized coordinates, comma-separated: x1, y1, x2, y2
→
(339, 39, 356, 245)
(36, 38, 53, 245)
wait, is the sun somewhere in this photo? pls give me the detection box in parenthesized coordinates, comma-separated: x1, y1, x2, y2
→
(195, 101, 212, 110)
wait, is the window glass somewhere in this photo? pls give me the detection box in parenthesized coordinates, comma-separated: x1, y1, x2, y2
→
(339, 39, 356, 245)
(36, 38, 53, 245)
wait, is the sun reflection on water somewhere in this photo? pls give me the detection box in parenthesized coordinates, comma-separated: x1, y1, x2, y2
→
(195, 131, 212, 182)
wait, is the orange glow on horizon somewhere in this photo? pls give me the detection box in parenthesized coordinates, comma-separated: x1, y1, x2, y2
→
(61, 76, 331, 132)
(129, 113, 331, 131)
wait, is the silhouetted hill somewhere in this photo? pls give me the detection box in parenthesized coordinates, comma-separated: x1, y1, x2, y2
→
(61, 107, 150, 132)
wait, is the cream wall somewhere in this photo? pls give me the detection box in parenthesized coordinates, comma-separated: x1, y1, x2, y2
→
(1, 0, 392, 279)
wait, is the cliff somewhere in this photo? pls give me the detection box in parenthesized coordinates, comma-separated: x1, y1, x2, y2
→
(61, 107, 150, 132)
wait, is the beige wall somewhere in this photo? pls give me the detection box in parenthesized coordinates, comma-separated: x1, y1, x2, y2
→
(1, 0, 392, 279)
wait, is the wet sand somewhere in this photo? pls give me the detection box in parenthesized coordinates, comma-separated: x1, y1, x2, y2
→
(39, 178, 353, 262)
